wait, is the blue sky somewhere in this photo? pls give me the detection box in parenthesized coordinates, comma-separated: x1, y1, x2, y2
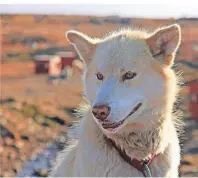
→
(0, 4, 198, 18)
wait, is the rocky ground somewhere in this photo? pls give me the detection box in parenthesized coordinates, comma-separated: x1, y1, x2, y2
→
(0, 74, 82, 177)
(180, 119, 198, 177)
(0, 100, 72, 177)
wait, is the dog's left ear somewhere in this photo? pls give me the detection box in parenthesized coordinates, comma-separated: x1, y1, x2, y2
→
(146, 24, 181, 67)
(66, 30, 97, 65)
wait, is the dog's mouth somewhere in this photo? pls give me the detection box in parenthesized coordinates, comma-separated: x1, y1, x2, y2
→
(101, 103, 142, 130)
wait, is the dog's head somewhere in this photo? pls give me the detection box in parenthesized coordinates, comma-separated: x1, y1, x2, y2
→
(66, 24, 181, 134)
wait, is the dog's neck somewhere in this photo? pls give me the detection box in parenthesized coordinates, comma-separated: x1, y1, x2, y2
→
(81, 105, 173, 161)
(105, 109, 173, 160)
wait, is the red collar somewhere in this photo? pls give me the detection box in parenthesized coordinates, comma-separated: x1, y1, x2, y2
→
(105, 137, 156, 176)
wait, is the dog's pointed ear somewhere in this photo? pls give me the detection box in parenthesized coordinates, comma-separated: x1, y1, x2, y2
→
(66, 30, 96, 65)
(146, 24, 181, 67)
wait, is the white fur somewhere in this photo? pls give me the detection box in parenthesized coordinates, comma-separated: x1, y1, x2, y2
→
(50, 24, 182, 177)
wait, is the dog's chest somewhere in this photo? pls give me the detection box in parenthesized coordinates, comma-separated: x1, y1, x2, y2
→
(72, 118, 178, 177)
(72, 139, 176, 177)
(73, 141, 146, 177)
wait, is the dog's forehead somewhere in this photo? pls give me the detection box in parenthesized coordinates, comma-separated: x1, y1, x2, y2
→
(93, 37, 149, 71)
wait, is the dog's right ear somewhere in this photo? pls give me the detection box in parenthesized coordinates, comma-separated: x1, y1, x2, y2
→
(66, 30, 96, 65)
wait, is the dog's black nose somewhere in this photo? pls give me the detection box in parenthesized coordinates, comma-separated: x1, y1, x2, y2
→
(92, 105, 110, 121)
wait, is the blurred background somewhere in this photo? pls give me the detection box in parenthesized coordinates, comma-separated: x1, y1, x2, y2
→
(0, 4, 198, 177)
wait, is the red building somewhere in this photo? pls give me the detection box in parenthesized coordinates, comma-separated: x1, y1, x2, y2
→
(56, 51, 76, 69)
(34, 51, 76, 75)
(34, 55, 50, 74)
(189, 81, 198, 119)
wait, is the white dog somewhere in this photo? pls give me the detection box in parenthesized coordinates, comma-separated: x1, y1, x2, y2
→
(50, 24, 182, 177)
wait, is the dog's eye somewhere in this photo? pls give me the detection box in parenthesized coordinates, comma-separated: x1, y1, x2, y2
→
(122, 71, 137, 81)
(96, 72, 104, 81)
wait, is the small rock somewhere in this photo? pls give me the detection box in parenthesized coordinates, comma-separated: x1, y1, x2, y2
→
(16, 141, 24, 148)
(4, 137, 15, 146)
(180, 160, 192, 165)
(0, 146, 3, 153)
(39, 169, 48, 176)
(13, 159, 22, 173)
(3, 170, 15, 177)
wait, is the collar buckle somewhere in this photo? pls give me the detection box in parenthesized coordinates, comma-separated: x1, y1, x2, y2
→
(142, 162, 152, 177)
